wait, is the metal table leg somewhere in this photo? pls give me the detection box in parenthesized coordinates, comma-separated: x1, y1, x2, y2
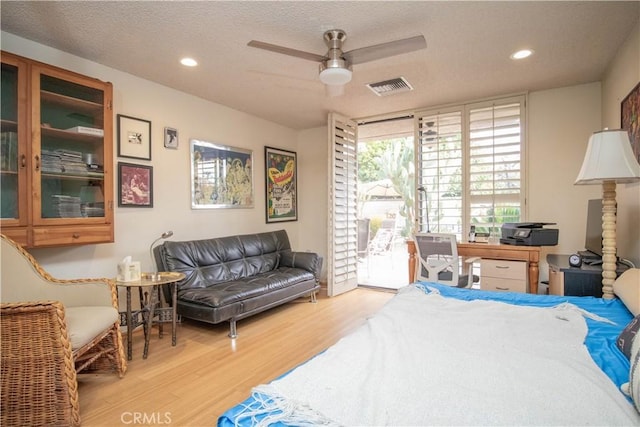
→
(126, 287, 133, 361)
(172, 281, 178, 346)
(143, 285, 157, 359)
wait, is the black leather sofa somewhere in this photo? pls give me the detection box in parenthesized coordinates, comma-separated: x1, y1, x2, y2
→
(153, 229, 322, 338)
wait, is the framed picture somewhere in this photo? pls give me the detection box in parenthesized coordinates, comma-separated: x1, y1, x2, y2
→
(164, 127, 178, 149)
(118, 162, 153, 208)
(621, 82, 640, 164)
(117, 114, 152, 160)
(265, 146, 297, 223)
(190, 139, 253, 209)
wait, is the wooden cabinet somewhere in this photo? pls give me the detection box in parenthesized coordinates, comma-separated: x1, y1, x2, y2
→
(480, 259, 527, 293)
(0, 51, 113, 247)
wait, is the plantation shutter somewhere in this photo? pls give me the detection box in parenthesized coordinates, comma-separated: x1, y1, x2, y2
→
(327, 113, 359, 296)
(415, 107, 464, 237)
(415, 95, 526, 239)
(467, 96, 525, 235)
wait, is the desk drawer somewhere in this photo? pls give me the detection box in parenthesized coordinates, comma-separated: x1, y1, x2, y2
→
(482, 277, 527, 293)
(481, 259, 526, 280)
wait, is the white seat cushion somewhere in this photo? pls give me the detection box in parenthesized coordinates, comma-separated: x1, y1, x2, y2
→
(65, 306, 119, 350)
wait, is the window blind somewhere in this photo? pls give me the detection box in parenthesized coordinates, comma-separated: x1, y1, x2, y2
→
(415, 95, 525, 238)
(416, 108, 464, 236)
(467, 98, 524, 235)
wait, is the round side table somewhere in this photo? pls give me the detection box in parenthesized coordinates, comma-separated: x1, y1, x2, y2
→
(116, 272, 185, 360)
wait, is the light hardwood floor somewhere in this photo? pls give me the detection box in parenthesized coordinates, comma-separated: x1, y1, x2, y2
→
(77, 287, 394, 426)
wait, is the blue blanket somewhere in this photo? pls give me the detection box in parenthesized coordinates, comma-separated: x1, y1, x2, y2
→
(218, 282, 633, 426)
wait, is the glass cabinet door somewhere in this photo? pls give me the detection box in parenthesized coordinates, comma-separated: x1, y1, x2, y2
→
(0, 55, 27, 231)
(32, 67, 110, 224)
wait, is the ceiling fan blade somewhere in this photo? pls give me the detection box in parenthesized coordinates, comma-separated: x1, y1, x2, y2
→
(343, 35, 426, 65)
(247, 40, 327, 63)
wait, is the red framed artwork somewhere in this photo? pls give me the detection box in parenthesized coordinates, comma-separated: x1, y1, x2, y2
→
(621, 81, 640, 164)
(118, 162, 153, 208)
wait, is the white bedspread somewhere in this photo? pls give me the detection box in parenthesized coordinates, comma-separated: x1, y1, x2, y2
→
(242, 285, 640, 426)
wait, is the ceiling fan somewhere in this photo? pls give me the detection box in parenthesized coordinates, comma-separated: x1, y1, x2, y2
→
(247, 30, 426, 89)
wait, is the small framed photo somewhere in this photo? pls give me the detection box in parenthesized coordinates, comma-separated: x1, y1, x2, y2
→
(117, 114, 152, 160)
(118, 162, 153, 208)
(164, 127, 179, 149)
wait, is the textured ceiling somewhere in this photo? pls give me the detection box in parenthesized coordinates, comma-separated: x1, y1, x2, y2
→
(1, 1, 638, 130)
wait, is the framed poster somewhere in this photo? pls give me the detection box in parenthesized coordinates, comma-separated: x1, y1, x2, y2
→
(117, 114, 152, 160)
(164, 127, 178, 149)
(190, 139, 253, 209)
(621, 81, 640, 164)
(265, 146, 297, 223)
(118, 162, 153, 207)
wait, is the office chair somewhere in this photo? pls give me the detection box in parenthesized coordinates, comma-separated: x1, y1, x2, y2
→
(413, 233, 480, 288)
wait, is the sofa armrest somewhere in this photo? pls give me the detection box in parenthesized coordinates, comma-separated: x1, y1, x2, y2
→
(280, 251, 323, 281)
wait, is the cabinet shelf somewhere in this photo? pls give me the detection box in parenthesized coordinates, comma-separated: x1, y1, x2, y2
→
(1, 119, 18, 132)
(41, 171, 105, 181)
(41, 90, 103, 115)
(41, 126, 103, 142)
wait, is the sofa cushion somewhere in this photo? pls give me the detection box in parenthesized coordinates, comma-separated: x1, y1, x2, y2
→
(65, 306, 118, 350)
(179, 267, 315, 308)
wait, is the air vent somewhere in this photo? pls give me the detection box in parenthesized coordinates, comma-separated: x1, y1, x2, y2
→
(366, 77, 413, 97)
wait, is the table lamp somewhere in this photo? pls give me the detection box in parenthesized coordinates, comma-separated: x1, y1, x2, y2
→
(149, 231, 173, 279)
(575, 129, 640, 299)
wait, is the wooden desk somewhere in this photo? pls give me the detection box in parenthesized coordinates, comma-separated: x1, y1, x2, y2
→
(407, 240, 541, 294)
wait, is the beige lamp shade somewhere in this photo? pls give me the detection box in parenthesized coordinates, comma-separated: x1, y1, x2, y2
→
(575, 129, 640, 184)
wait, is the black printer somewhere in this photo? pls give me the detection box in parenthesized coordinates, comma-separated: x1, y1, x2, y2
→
(500, 222, 559, 246)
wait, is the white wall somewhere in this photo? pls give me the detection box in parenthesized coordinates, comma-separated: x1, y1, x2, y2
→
(528, 82, 603, 280)
(1, 32, 301, 281)
(601, 21, 640, 266)
(297, 126, 329, 279)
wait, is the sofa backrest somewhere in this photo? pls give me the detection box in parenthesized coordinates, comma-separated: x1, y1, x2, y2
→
(155, 230, 291, 289)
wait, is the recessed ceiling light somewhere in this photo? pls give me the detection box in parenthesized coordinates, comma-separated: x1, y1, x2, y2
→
(510, 49, 534, 60)
(180, 57, 198, 67)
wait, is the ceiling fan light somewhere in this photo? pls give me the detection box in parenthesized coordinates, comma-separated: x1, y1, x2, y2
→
(319, 67, 352, 85)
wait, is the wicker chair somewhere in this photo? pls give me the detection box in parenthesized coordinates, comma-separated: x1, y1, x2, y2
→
(0, 234, 127, 426)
